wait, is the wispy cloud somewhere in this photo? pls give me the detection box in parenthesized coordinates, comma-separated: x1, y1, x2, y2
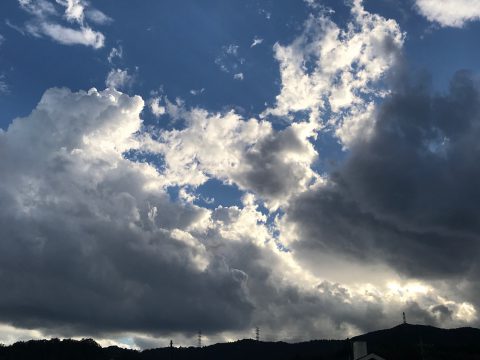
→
(105, 68, 135, 90)
(108, 45, 123, 64)
(250, 36, 264, 48)
(215, 44, 247, 80)
(13, 0, 110, 48)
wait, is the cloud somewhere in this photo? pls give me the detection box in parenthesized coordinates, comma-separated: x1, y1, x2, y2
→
(233, 73, 244, 81)
(0, 37, 9, 95)
(190, 88, 205, 96)
(2, 0, 479, 347)
(15, 0, 108, 48)
(149, 97, 166, 117)
(108, 46, 123, 64)
(85, 9, 112, 25)
(263, 0, 404, 147)
(0, 86, 372, 341)
(0, 87, 256, 337)
(250, 37, 264, 48)
(141, 106, 319, 209)
(38, 22, 104, 48)
(282, 70, 480, 298)
(55, 0, 85, 23)
(415, 0, 480, 27)
(215, 44, 246, 75)
(0, 75, 9, 95)
(105, 68, 134, 90)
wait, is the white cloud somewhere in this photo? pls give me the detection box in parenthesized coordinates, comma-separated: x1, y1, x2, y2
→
(225, 44, 239, 56)
(15, 0, 109, 48)
(251, 37, 264, 47)
(56, 0, 85, 23)
(18, 0, 57, 18)
(0, 75, 9, 95)
(415, 0, 480, 27)
(149, 97, 166, 117)
(105, 68, 134, 89)
(55, 0, 112, 25)
(233, 72, 244, 81)
(40, 22, 104, 48)
(85, 8, 112, 25)
(108, 46, 123, 63)
(189, 88, 205, 96)
(215, 44, 245, 74)
(141, 106, 319, 209)
(0, 39, 9, 94)
(263, 0, 404, 146)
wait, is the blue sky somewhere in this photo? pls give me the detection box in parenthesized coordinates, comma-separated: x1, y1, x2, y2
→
(2, 0, 480, 349)
(3, 0, 480, 127)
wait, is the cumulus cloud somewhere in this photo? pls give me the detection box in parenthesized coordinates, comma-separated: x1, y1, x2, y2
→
(2, 0, 479, 348)
(0, 87, 257, 337)
(15, 0, 108, 48)
(0, 87, 337, 342)
(141, 106, 319, 209)
(415, 0, 480, 27)
(0, 85, 469, 346)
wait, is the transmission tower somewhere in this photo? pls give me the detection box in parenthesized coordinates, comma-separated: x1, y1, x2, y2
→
(403, 312, 407, 324)
(255, 327, 260, 342)
(198, 330, 202, 348)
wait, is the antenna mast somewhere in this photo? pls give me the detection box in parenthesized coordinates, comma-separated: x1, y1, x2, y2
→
(255, 327, 260, 342)
(403, 312, 407, 324)
(198, 330, 202, 348)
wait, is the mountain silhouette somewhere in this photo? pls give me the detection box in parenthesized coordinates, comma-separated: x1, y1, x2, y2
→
(1, 324, 480, 360)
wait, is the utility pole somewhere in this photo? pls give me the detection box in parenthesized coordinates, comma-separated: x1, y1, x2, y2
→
(198, 330, 202, 348)
(255, 327, 260, 342)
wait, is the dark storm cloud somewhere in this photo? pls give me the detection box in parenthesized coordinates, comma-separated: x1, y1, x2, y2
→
(288, 70, 480, 279)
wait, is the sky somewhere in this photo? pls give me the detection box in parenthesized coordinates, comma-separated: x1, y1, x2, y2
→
(1, 0, 480, 350)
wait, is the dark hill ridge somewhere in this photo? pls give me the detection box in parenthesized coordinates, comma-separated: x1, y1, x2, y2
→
(1, 324, 480, 360)
(354, 323, 480, 360)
